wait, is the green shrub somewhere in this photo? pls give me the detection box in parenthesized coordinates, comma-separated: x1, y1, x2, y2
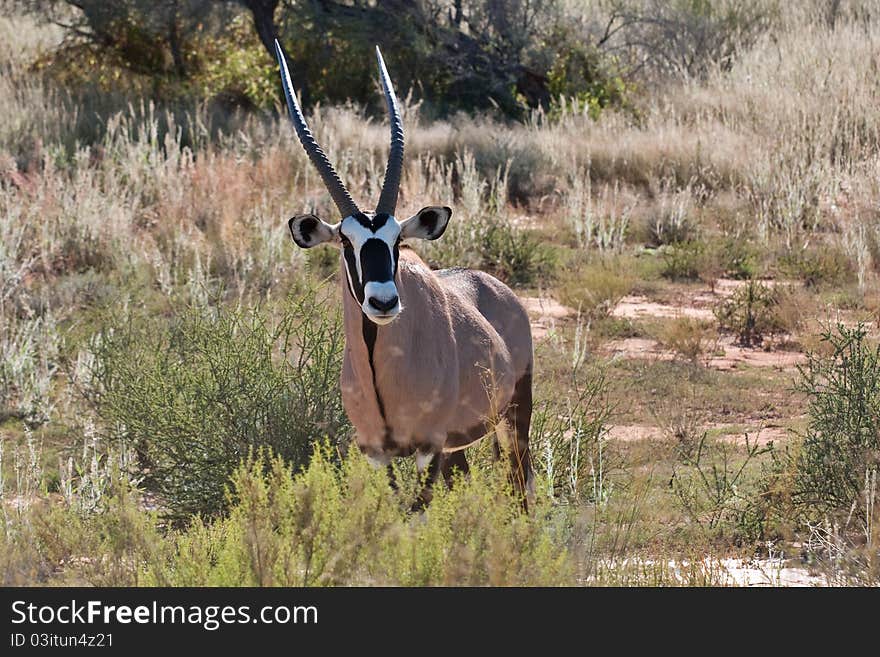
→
(794, 324, 880, 523)
(714, 280, 787, 346)
(556, 259, 634, 322)
(717, 236, 759, 280)
(1, 446, 574, 586)
(547, 41, 628, 119)
(670, 432, 773, 542)
(780, 246, 855, 289)
(660, 241, 706, 280)
(142, 448, 573, 586)
(420, 215, 555, 287)
(84, 287, 348, 520)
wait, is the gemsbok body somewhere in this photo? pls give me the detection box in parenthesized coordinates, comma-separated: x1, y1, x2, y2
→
(274, 41, 534, 504)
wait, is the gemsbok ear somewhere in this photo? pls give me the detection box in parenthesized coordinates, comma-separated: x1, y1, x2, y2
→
(288, 214, 339, 248)
(400, 206, 452, 241)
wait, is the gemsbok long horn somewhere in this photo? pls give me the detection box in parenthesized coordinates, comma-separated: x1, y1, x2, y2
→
(374, 46, 404, 217)
(274, 39, 360, 219)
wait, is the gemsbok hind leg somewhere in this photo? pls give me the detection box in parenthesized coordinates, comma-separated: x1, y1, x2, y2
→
(440, 450, 469, 486)
(498, 368, 534, 507)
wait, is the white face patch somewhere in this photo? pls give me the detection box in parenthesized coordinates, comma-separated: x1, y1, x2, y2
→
(340, 213, 403, 324)
(340, 215, 401, 280)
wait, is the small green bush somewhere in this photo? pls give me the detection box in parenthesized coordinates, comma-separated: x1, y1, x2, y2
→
(794, 324, 880, 523)
(556, 259, 635, 322)
(547, 41, 628, 119)
(717, 236, 759, 280)
(780, 246, 855, 289)
(714, 280, 786, 346)
(660, 241, 706, 280)
(84, 287, 348, 520)
(420, 215, 555, 287)
(670, 432, 773, 542)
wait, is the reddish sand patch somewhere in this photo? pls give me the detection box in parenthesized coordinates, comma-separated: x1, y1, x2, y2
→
(603, 334, 803, 372)
(608, 424, 789, 445)
(607, 425, 664, 441)
(521, 296, 574, 340)
(708, 336, 805, 371)
(604, 337, 675, 361)
(612, 295, 715, 321)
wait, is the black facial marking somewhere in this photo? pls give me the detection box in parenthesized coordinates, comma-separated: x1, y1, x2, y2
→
(340, 212, 402, 307)
(372, 213, 391, 230)
(361, 311, 393, 445)
(352, 211, 373, 229)
(352, 211, 391, 232)
(361, 238, 394, 283)
(343, 244, 364, 303)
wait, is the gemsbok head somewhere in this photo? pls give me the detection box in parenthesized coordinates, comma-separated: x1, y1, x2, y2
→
(274, 41, 534, 506)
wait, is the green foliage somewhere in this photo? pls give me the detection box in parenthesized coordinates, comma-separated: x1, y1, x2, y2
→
(660, 241, 706, 280)
(84, 287, 348, 520)
(2, 447, 574, 586)
(150, 448, 573, 586)
(557, 258, 634, 321)
(32, 0, 236, 82)
(714, 279, 786, 346)
(717, 236, 759, 280)
(780, 245, 855, 289)
(420, 215, 556, 287)
(25, 0, 621, 119)
(195, 15, 278, 110)
(670, 431, 773, 543)
(547, 41, 628, 119)
(794, 324, 880, 522)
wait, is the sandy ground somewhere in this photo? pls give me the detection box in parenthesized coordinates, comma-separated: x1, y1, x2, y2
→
(699, 558, 824, 586)
(524, 278, 806, 370)
(612, 295, 714, 321)
(603, 334, 805, 371)
(521, 295, 573, 340)
(596, 557, 826, 586)
(607, 424, 788, 445)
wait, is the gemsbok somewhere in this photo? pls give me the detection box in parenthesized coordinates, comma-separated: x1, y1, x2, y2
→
(274, 41, 534, 506)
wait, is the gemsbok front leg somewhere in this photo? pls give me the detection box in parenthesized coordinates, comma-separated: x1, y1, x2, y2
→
(412, 447, 442, 511)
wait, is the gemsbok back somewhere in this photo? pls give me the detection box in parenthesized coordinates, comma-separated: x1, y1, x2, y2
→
(274, 41, 534, 507)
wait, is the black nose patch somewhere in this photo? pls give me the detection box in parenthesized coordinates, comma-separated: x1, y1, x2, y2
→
(360, 238, 394, 283)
